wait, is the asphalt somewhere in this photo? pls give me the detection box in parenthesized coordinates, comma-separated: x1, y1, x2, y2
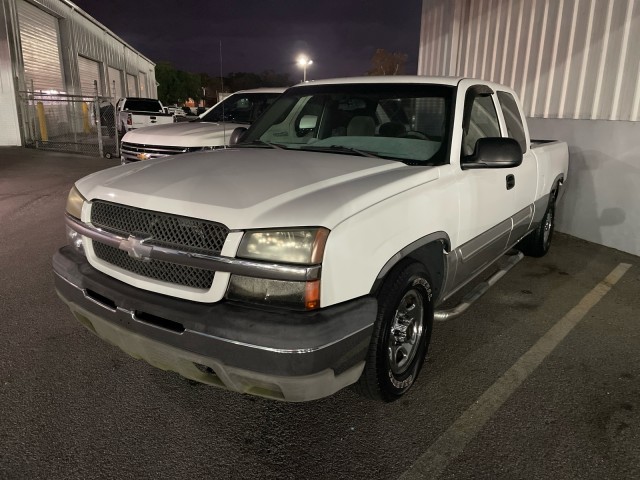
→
(0, 147, 638, 479)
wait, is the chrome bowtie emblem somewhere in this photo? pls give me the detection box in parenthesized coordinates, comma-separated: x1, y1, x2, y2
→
(119, 235, 153, 261)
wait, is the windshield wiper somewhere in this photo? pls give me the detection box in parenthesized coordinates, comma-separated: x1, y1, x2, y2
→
(299, 145, 384, 158)
(236, 140, 287, 150)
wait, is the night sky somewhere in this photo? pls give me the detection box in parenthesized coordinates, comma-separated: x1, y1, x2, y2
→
(71, 0, 423, 82)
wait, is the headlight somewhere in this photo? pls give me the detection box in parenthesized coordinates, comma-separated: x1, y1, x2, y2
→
(229, 227, 329, 310)
(65, 185, 86, 255)
(237, 228, 329, 264)
(65, 185, 86, 219)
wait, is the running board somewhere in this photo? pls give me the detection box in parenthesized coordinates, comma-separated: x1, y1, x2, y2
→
(434, 251, 524, 322)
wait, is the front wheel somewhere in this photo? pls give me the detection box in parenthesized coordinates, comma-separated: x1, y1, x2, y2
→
(354, 261, 434, 402)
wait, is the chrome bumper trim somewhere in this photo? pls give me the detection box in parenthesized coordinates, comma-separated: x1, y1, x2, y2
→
(66, 213, 321, 282)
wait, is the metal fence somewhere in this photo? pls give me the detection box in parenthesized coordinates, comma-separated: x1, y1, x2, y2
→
(18, 81, 119, 158)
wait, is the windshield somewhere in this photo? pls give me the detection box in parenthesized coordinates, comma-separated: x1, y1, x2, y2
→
(240, 84, 454, 164)
(199, 93, 281, 124)
(123, 99, 163, 112)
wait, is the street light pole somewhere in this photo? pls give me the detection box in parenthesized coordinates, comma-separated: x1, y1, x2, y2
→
(297, 55, 313, 82)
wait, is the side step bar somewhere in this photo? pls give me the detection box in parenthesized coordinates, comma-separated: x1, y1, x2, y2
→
(434, 251, 524, 322)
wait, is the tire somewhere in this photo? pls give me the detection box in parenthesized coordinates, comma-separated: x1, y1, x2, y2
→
(519, 198, 555, 257)
(354, 261, 434, 402)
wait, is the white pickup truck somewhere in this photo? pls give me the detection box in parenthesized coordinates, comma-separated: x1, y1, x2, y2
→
(119, 88, 285, 164)
(54, 76, 568, 403)
(115, 97, 174, 136)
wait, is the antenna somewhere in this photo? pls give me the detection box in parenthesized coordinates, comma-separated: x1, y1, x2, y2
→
(220, 40, 226, 148)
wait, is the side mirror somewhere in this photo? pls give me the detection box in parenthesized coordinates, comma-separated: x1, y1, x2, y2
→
(461, 137, 523, 170)
(229, 127, 248, 145)
(163, 107, 169, 114)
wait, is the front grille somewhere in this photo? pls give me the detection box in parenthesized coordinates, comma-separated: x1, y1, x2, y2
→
(90, 201, 229, 289)
(120, 142, 192, 163)
(93, 242, 215, 289)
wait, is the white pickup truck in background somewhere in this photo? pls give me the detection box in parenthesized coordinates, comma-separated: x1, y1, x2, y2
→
(55, 76, 568, 403)
(119, 88, 285, 164)
(115, 97, 174, 136)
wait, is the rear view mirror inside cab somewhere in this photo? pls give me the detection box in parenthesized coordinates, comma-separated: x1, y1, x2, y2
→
(298, 115, 318, 130)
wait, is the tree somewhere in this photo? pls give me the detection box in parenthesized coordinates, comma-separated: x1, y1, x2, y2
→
(226, 72, 263, 92)
(259, 70, 291, 88)
(199, 73, 225, 105)
(367, 49, 408, 76)
(155, 64, 291, 106)
(155, 62, 202, 105)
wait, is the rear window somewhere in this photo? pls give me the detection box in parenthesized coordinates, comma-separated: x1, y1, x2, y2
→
(123, 99, 163, 112)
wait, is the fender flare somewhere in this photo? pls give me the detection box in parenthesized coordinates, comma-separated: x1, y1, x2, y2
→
(370, 231, 451, 302)
(549, 173, 564, 206)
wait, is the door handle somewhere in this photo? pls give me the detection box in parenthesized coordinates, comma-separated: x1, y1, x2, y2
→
(506, 174, 515, 190)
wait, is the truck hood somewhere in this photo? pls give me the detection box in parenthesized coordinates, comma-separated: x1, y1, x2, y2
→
(121, 121, 246, 147)
(76, 148, 440, 230)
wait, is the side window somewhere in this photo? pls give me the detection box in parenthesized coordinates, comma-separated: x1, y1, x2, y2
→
(462, 94, 500, 157)
(227, 97, 253, 123)
(248, 94, 280, 122)
(497, 91, 527, 153)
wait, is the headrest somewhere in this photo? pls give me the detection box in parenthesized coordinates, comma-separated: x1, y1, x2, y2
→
(347, 116, 376, 136)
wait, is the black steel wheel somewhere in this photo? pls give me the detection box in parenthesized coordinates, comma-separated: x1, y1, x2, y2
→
(354, 261, 434, 402)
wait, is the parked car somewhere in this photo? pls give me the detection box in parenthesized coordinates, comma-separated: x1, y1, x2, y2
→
(115, 97, 174, 136)
(119, 88, 285, 163)
(54, 76, 568, 402)
(166, 105, 185, 117)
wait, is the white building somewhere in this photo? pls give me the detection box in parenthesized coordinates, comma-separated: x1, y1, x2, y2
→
(419, 0, 640, 257)
(0, 0, 156, 147)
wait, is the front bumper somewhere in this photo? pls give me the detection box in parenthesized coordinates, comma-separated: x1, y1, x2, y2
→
(53, 247, 377, 401)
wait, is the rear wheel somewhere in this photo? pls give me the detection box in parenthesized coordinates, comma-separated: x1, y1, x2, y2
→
(354, 261, 434, 402)
(520, 199, 555, 257)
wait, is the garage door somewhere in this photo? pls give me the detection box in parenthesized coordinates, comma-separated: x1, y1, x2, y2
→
(126, 73, 138, 96)
(17, 0, 64, 92)
(107, 67, 123, 101)
(78, 55, 101, 97)
(139, 71, 148, 97)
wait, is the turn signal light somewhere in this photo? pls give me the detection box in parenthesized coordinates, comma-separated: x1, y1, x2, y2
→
(305, 280, 320, 310)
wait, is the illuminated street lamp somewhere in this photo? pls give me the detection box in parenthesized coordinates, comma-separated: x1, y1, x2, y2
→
(297, 55, 313, 82)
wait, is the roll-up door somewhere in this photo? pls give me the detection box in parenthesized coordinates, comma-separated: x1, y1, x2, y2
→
(77, 55, 101, 97)
(126, 74, 138, 96)
(17, 0, 64, 92)
(139, 71, 147, 97)
(107, 67, 123, 101)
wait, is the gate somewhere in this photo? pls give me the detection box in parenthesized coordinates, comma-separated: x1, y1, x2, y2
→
(18, 81, 119, 158)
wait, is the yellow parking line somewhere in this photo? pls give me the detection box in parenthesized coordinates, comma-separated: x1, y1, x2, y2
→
(399, 262, 632, 480)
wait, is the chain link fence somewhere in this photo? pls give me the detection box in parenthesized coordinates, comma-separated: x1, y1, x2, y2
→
(18, 81, 119, 158)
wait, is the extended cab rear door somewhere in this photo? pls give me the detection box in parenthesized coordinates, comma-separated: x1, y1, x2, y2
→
(494, 89, 537, 241)
(452, 81, 533, 285)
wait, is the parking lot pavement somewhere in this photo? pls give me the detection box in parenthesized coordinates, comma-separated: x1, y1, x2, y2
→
(1, 147, 638, 479)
